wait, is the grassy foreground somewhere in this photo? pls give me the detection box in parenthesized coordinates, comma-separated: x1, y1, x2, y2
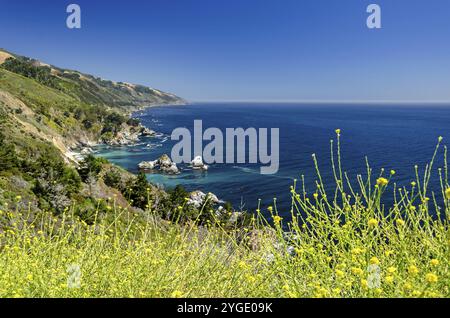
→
(0, 133, 449, 298)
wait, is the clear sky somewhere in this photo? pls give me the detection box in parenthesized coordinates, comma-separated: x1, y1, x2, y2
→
(1, 0, 449, 102)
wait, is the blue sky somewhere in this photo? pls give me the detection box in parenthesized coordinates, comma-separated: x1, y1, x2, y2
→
(1, 0, 450, 102)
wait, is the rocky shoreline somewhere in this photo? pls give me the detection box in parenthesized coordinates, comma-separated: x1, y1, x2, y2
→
(66, 122, 157, 162)
(67, 102, 189, 161)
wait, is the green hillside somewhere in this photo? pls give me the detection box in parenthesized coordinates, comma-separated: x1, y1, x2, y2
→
(0, 48, 185, 111)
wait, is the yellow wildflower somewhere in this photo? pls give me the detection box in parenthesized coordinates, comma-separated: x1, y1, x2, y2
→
(238, 261, 249, 269)
(335, 129, 341, 135)
(370, 257, 380, 265)
(445, 188, 450, 200)
(273, 215, 282, 224)
(332, 288, 341, 295)
(384, 250, 394, 257)
(395, 219, 405, 226)
(430, 259, 439, 266)
(171, 290, 184, 298)
(351, 247, 363, 255)
(412, 291, 421, 297)
(246, 275, 256, 283)
(368, 218, 379, 227)
(351, 267, 364, 276)
(390, 170, 396, 175)
(387, 266, 397, 274)
(408, 265, 419, 276)
(335, 269, 345, 278)
(376, 177, 389, 186)
(425, 273, 438, 283)
(385, 276, 394, 284)
(361, 279, 368, 289)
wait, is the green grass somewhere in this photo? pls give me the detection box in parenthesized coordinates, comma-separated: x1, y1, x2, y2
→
(0, 132, 448, 298)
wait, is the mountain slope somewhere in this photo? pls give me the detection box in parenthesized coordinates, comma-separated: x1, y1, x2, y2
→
(0, 48, 186, 110)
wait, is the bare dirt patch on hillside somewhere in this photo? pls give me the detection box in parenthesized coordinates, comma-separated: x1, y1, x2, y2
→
(0, 51, 13, 64)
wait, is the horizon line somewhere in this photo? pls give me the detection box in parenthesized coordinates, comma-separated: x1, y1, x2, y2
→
(189, 99, 450, 105)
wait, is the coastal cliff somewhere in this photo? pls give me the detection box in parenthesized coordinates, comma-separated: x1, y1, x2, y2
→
(0, 48, 181, 214)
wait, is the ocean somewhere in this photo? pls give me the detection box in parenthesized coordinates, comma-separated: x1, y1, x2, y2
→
(96, 103, 450, 216)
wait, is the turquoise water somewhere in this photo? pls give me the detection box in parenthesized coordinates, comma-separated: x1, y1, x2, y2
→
(97, 103, 450, 216)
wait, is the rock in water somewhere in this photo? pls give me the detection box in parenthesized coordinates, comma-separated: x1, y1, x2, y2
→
(191, 156, 209, 171)
(138, 154, 179, 174)
(158, 154, 173, 168)
(141, 127, 156, 136)
(164, 163, 180, 174)
(138, 160, 158, 170)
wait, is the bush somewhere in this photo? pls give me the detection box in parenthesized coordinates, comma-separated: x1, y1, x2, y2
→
(126, 118, 140, 127)
(31, 154, 81, 212)
(103, 167, 122, 189)
(124, 172, 151, 210)
(77, 155, 107, 182)
(0, 133, 20, 172)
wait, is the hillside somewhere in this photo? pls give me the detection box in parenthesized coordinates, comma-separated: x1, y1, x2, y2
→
(0, 48, 186, 111)
(0, 48, 185, 159)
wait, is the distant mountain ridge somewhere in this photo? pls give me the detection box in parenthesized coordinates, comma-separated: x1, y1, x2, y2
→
(0, 48, 186, 110)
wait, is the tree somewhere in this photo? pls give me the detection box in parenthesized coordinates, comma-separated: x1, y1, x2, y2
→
(125, 172, 151, 210)
(77, 155, 105, 182)
(31, 154, 81, 212)
(103, 168, 122, 189)
(0, 133, 19, 172)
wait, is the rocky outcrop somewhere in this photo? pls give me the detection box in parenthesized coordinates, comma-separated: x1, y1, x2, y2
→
(103, 124, 157, 146)
(138, 154, 180, 174)
(141, 127, 156, 136)
(190, 156, 209, 171)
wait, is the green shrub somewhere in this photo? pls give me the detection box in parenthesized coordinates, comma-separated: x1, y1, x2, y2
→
(0, 133, 20, 172)
(124, 172, 151, 210)
(77, 155, 107, 182)
(103, 167, 122, 189)
(30, 154, 81, 212)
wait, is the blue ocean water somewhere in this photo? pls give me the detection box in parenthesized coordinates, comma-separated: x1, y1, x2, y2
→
(97, 103, 450, 216)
